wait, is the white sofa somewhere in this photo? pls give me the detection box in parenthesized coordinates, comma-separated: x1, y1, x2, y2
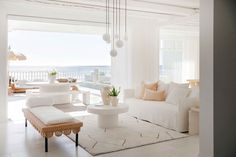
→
(27, 83, 91, 105)
(39, 83, 72, 105)
(124, 85, 199, 132)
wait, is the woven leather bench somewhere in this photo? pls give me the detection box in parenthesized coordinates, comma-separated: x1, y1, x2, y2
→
(22, 108, 83, 152)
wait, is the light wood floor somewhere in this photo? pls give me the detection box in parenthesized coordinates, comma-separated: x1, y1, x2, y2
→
(0, 121, 199, 157)
(4, 94, 199, 157)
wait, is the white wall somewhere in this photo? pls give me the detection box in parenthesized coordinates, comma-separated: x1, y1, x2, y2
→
(0, 10, 8, 123)
(111, 18, 160, 89)
(199, 0, 214, 156)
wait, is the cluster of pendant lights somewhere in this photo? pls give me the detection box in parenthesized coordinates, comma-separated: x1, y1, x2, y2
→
(103, 0, 128, 57)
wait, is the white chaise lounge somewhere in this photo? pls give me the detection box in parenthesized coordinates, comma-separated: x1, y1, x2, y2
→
(23, 96, 83, 152)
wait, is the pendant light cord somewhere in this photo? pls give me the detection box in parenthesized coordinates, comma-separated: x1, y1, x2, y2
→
(113, 0, 115, 49)
(116, 0, 118, 37)
(106, 0, 107, 34)
(125, 0, 127, 35)
(108, 0, 110, 34)
(119, 0, 121, 40)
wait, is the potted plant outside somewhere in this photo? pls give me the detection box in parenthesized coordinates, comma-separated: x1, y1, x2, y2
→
(48, 69, 57, 84)
(108, 87, 120, 106)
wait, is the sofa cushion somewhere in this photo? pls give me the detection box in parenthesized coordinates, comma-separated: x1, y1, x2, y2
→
(142, 89, 165, 101)
(167, 82, 189, 95)
(126, 98, 178, 130)
(157, 81, 169, 99)
(134, 81, 158, 99)
(26, 96, 54, 108)
(40, 93, 72, 105)
(40, 84, 70, 93)
(29, 106, 73, 125)
(166, 88, 191, 105)
(52, 93, 72, 105)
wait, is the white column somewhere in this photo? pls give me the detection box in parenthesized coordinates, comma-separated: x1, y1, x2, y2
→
(200, 0, 214, 156)
(0, 11, 8, 123)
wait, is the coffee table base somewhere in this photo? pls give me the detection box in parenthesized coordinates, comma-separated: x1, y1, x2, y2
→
(98, 115, 118, 128)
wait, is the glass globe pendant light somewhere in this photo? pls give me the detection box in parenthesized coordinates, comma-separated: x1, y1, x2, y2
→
(103, 0, 128, 57)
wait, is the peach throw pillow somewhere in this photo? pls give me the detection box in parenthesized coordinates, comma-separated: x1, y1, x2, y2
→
(142, 89, 165, 101)
(144, 82, 158, 91)
(135, 81, 158, 99)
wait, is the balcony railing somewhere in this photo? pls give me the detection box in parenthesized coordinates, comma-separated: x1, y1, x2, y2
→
(9, 71, 85, 82)
(9, 70, 111, 90)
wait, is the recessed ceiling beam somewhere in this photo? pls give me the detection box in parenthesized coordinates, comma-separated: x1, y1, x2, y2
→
(8, 14, 106, 25)
(133, 0, 199, 10)
(25, 0, 188, 17)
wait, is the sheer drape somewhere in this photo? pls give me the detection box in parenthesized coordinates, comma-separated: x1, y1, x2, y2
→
(182, 37, 199, 82)
(160, 30, 199, 83)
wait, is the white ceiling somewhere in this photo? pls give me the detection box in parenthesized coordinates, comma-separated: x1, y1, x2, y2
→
(7, 0, 199, 17)
(8, 20, 105, 34)
(39, 0, 199, 8)
(6, 0, 199, 33)
(133, 0, 199, 8)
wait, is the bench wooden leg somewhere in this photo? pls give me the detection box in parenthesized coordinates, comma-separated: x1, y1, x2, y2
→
(25, 118, 27, 127)
(45, 137, 48, 152)
(75, 133, 78, 147)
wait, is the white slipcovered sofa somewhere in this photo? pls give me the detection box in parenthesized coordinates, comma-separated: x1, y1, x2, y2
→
(39, 83, 72, 105)
(124, 82, 199, 132)
(27, 83, 90, 105)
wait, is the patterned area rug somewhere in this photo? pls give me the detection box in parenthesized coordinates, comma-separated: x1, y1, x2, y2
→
(68, 114, 188, 156)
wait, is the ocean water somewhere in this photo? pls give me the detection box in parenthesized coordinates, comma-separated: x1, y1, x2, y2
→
(9, 65, 111, 86)
(9, 66, 111, 75)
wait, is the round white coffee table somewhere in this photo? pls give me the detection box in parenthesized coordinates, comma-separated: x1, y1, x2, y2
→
(87, 104, 129, 128)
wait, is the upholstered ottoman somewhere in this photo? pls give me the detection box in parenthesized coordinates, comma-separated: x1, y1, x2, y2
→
(22, 108, 83, 152)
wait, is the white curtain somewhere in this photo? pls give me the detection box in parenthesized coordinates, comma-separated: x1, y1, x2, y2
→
(159, 30, 199, 83)
(111, 18, 160, 89)
(182, 36, 199, 81)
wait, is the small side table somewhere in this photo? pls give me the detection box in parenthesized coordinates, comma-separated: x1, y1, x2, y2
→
(189, 107, 199, 135)
(87, 104, 129, 128)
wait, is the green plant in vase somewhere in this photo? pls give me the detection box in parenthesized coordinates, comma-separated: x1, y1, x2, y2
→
(108, 87, 120, 106)
(49, 69, 57, 76)
(48, 69, 58, 84)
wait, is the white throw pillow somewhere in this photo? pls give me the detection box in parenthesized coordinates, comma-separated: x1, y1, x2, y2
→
(134, 81, 144, 98)
(157, 80, 169, 98)
(52, 93, 72, 105)
(166, 88, 191, 105)
(167, 82, 189, 96)
(26, 96, 54, 108)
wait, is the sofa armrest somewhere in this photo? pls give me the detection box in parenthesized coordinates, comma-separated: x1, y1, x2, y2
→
(123, 89, 135, 100)
(176, 97, 199, 132)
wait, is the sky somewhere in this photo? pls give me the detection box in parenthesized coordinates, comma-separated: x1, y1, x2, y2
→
(8, 30, 111, 66)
